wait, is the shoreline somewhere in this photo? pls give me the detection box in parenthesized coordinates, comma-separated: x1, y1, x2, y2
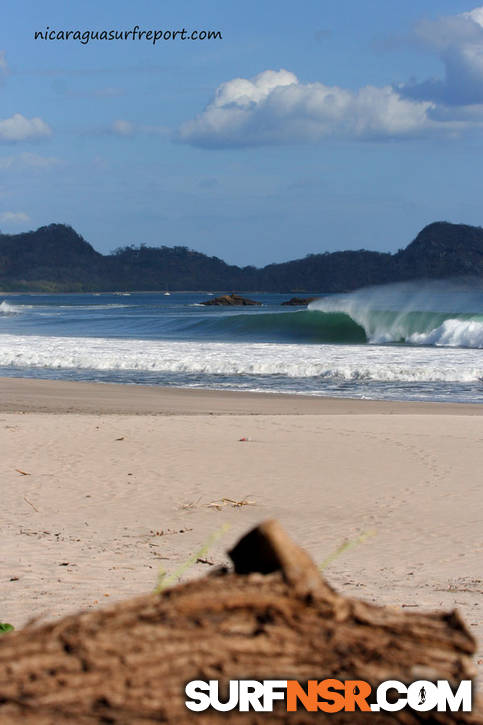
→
(1, 376, 482, 415)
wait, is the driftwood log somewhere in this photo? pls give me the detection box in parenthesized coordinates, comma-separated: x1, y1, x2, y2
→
(0, 520, 481, 724)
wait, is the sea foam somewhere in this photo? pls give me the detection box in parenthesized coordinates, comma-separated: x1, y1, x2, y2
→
(0, 300, 22, 314)
(0, 334, 480, 383)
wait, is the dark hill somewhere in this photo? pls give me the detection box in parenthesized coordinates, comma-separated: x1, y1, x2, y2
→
(0, 220, 482, 292)
(394, 221, 483, 278)
(0, 224, 105, 291)
(106, 243, 247, 292)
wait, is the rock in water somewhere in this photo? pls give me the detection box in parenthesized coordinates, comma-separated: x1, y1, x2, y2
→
(281, 296, 317, 306)
(200, 293, 261, 306)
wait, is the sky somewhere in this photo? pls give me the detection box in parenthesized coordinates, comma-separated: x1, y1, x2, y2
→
(1, 0, 483, 266)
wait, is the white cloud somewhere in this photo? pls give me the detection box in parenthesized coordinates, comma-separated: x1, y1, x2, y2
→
(399, 5, 483, 105)
(180, 8, 483, 149)
(0, 211, 30, 224)
(178, 69, 435, 148)
(0, 152, 61, 170)
(111, 119, 135, 136)
(176, 7, 483, 148)
(0, 114, 52, 142)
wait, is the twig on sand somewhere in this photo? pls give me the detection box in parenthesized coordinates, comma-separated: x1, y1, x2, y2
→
(16, 469, 31, 476)
(23, 496, 39, 513)
(149, 528, 193, 537)
(207, 496, 256, 511)
(180, 497, 202, 510)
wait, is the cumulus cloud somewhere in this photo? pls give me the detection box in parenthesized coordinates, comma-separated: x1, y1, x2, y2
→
(177, 6, 483, 148)
(0, 211, 30, 224)
(399, 6, 483, 105)
(0, 113, 52, 142)
(177, 69, 436, 148)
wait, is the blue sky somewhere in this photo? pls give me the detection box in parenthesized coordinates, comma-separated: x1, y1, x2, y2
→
(1, 0, 483, 265)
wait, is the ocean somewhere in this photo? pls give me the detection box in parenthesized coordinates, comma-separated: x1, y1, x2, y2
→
(0, 279, 482, 403)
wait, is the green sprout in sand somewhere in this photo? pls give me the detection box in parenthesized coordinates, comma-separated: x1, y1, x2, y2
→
(319, 530, 376, 570)
(155, 523, 231, 593)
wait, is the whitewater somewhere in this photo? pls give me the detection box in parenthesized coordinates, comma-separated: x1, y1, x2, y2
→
(0, 280, 482, 403)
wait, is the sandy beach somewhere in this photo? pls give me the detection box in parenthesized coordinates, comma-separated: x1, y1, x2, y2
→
(1, 377, 482, 678)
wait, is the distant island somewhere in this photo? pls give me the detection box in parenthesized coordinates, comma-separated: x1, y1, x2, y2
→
(0, 221, 482, 293)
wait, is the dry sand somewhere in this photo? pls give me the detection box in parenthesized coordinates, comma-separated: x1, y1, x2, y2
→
(1, 378, 482, 678)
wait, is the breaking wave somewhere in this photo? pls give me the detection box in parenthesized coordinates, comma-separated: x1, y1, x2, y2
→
(0, 300, 23, 315)
(308, 279, 483, 348)
(0, 334, 481, 383)
(1, 280, 482, 350)
(187, 309, 367, 344)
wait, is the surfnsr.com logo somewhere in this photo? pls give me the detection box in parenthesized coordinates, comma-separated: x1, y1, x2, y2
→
(185, 678, 472, 713)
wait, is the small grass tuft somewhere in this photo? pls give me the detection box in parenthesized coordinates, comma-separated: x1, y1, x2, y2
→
(155, 523, 231, 593)
(319, 530, 376, 570)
